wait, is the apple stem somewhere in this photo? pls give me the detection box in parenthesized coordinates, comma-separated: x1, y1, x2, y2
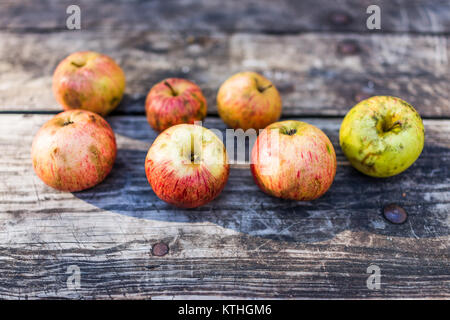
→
(71, 61, 85, 68)
(164, 81, 178, 96)
(286, 129, 296, 135)
(385, 120, 402, 132)
(189, 133, 201, 164)
(258, 84, 272, 93)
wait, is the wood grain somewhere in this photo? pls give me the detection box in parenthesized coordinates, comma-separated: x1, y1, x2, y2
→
(0, 115, 448, 299)
(1, 0, 449, 34)
(0, 31, 448, 117)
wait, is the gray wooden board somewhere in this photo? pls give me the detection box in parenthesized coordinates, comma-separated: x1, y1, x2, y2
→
(1, 0, 449, 34)
(0, 31, 449, 117)
(0, 114, 448, 299)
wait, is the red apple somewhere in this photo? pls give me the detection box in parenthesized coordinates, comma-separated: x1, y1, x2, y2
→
(251, 120, 336, 200)
(31, 110, 117, 192)
(145, 124, 229, 208)
(217, 71, 282, 130)
(145, 78, 207, 132)
(53, 51, 126, 116)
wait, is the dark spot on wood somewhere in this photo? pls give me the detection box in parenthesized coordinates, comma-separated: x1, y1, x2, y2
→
(151, 242, 169, 256)
(337, 40, 360, 55)
(383, 204, 408, 224)
(328, 11, 352, 26)
(337, 40, 360, 56)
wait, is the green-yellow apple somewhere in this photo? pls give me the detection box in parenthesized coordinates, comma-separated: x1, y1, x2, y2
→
(53, 51, 126, 116)
(145, 78, 207, 132)
(145, 124, 229, 208)
(31, 110, 116, 192)
(251, 120, 337, 201)
(217, 71, 282, 130)
(339, 96, 425, 177)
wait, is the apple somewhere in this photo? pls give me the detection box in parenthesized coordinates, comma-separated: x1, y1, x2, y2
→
(217, 71, 282, 131)
(339, 96, 425, 177)
(145, 78, 207, 132)
(251, 120, 337, 200)
(145, 124, 229, 208)
(31, 110, 117, 192)
(53, 51, 126, 116)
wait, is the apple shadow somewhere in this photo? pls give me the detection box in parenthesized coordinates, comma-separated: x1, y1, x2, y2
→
(74, 143, 450, 243)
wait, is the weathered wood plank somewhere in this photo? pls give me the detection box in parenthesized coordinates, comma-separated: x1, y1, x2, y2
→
(0, 115, 448, 299)
(0, 31, 448, 117)
(1, 0, 449, 34)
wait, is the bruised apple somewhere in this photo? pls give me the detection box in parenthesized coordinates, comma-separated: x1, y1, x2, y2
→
(251, 120, 337, 201)
(340, 96, 425, 177)
(217, 71, 282, 130)
(31, 110, 116, 192)
(145, 124, 229, 208)
(53, 51, 126, 116)
(145, 78, 207, 132)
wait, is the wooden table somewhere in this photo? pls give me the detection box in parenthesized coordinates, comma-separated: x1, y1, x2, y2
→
(0, 0, 449, 299)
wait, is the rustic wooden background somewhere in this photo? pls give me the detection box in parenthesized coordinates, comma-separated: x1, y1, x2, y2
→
(0, 0, 449, 299)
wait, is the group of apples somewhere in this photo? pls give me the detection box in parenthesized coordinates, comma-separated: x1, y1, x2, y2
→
(32, 51, 425, 208)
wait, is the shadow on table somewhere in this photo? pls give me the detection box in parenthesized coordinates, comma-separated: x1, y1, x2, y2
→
(74, 146, 450, 243)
